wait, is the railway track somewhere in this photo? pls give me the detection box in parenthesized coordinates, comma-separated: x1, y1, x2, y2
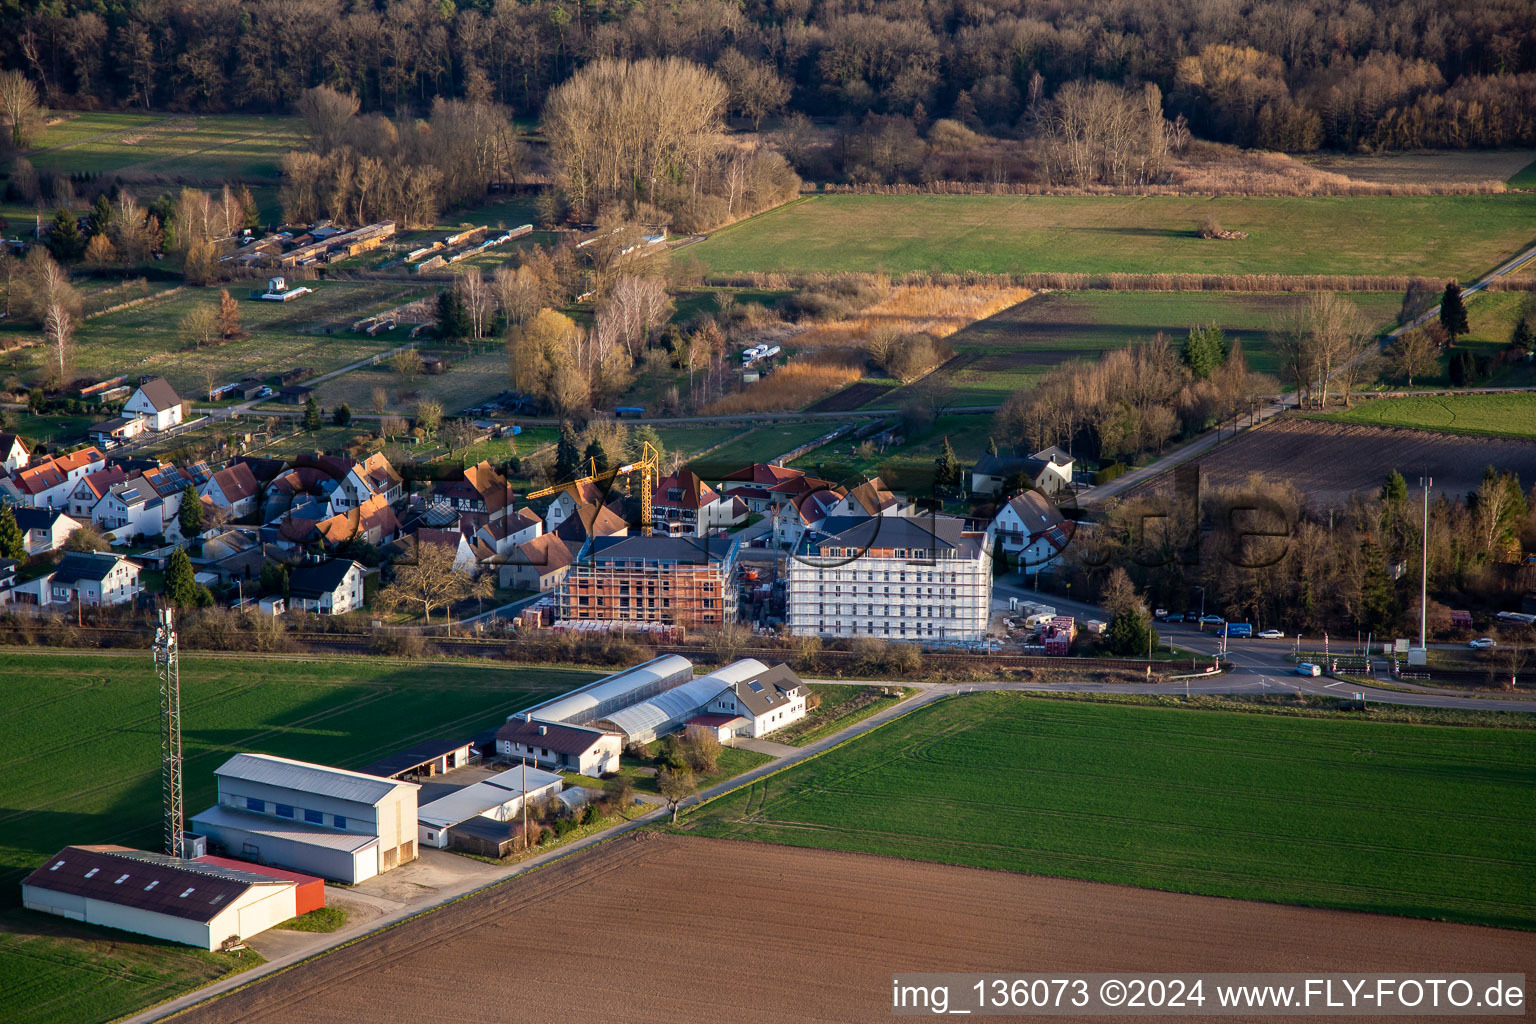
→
(0, 626, 1167, 674)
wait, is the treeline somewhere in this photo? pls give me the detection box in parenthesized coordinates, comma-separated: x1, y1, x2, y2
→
(993, 325, 1279, 464)
(279, 88, 523, 229)
(1069, 469, 1536, 638)
(3, 0, 1534, 154)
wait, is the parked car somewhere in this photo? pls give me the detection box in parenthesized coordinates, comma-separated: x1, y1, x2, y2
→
(1225, 622, 1253, 638)
(1199, 614, 1225, 626)
(1296, 662, 1322, 677)
(1468, 637, 1497, 649)
(1183, 612, 1201, 622)
(1159, 611, 1184, 622)
(1154, 607, 1168, 619)
(1257, 629, 1284, 639)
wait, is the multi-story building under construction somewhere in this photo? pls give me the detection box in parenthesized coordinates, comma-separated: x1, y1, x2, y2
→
(785, 514, 993, 642)
(557, 534, 740, 631)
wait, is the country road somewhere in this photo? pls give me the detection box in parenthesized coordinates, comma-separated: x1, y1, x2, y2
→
(124, 631, 1533, 1024)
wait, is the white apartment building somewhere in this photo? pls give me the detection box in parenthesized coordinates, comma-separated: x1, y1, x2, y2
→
(785, 514, 993, 642)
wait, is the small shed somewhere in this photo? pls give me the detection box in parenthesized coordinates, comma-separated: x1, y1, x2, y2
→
(445, 816, 523, 859)
(359, 738, 475, 781)
(279, 385, 313, 405)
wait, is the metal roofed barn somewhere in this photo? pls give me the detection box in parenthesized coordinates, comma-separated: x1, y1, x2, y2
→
(599, 658, 769, 744)
(214, 753, 411, 804)
(518, 654, 693, 726)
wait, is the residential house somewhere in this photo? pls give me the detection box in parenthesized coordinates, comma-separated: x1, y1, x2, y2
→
(122, 377, 185, 431)
(0, 557, 18, 605)
(12, 551, 142, 608)
(499, 532, 575, 592)
(14, 507, 83, 556)
(650, 469, 747, 536)
(0, 431, 30, 473)
(543, 480, 609, 531)
(695, 663, 810, 739)
(989, 490, 1075, 572)
(287, 559, 366, 615)
(0, 447, 106, 508)
(94, 464, 207, 540)
(786, 513, 993, 642)
(970, 447, 1074, 497)
(771, 488, 839, 549)
(67, 466, 127, 520)
(552, 502, 629, 547)
(825, 476, 908, 518)
(199, 462, 261, 519)
(87, 416, 147, 446)
(495, 716, 623, 777)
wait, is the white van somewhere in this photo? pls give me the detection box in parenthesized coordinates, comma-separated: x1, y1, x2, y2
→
(1295, 662, 1322, 677)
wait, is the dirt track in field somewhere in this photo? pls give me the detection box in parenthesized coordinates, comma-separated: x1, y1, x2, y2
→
(1127, 417, 1536, 507)
(172, 834, 1535, 1024)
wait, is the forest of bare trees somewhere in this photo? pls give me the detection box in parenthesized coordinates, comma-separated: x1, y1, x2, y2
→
(3, 0, 1534, 158)
(279, 86, 522, 228)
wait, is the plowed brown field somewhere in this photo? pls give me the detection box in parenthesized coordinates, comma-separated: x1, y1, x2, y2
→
(173, 835, 1534, 1024)
(1130, 417, 1536, 506)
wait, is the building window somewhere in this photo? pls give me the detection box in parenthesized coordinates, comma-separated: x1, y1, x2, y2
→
(246, 797, 264, 813)
(304, 809, 323, 825)
(334, 815, 347, 829)
(275, 803, 294, 818)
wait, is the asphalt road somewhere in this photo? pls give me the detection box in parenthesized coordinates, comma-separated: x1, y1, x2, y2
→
(998, 582, 1536, 712)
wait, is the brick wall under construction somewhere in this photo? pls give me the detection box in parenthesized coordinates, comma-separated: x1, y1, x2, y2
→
(556, 561, 737, 629)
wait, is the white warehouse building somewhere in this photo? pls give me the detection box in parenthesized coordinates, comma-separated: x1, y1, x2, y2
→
(416, 765, 564, 849)
(191, 753, 419, 884)
(22, 845, 300, 951)
(785, 514, 993, 642)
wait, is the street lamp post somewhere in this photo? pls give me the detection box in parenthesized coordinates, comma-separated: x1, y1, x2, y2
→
(1196, 586, 1206, 623)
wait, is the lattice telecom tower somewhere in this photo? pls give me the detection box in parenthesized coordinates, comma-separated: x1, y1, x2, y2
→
(153, 608, 187, 859)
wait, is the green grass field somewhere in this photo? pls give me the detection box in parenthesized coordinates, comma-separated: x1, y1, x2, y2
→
(1316, 393, 1536, 439)
(0, 652, 595, 895)
(688, 421, 841, 474)
(683, 693, 1536, 929)
(22, 112, 305, 183)
(0, 916, 260, 1024)
(690, 193, 1536, 279)
(1509, 157, 1536, 190)
(0, 650, 598, 1024)
(1410, 290, 1536, 388)
(3, 281, 427, 397)
(789, 413, 993, 492)
(892, 290, 1404, 405)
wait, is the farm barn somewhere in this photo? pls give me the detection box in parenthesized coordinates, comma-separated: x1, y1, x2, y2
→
(22, 846, 303, 950)
(191, 753, 419, 884)
(415, 765, 564, 850)
(361, 738, 476, 781)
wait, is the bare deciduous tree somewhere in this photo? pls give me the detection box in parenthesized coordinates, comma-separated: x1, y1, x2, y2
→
(377, 540, 493, 623)
(0, 70, 42, 148)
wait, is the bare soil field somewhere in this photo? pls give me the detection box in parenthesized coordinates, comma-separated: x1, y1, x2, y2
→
(805, 380, 893, 411)
(1300, 150, 1536, 186)
(1127, 417, 1536, 507)
(172, 834, 1535, 1024)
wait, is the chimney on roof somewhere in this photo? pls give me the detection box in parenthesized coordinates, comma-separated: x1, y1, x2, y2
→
(538, 725, 547, 736)
(524, 712, 532, 723)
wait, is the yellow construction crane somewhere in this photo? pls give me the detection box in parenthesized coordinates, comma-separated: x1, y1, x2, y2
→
(526, 441, 659, 536)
